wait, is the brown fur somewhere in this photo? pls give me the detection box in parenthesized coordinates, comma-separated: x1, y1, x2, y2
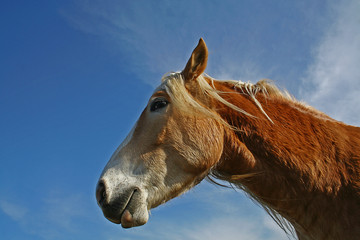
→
(188, 78, 360, 239)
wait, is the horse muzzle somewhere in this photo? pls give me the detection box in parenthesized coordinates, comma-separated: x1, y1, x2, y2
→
(96, 179, 149, 228)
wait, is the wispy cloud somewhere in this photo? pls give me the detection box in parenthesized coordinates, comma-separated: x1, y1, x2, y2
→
(184, 216, 284, 240)
(139, 215, 286, 240)
(41, 191, 88, 231)
(61, 0, 320, 87)
(301, 0, 360, 125)
(60, 0, 199, 85)
(0, 191, 94, 240)
(178, 183, 289, 240)
(61, 0, 265, 84)
(0, 200, 28, 222)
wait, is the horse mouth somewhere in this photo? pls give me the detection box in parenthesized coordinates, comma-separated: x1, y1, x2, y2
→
(103, 188, 138, 227)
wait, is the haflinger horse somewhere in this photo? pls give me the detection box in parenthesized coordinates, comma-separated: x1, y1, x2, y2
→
(96, 38, 360, 240)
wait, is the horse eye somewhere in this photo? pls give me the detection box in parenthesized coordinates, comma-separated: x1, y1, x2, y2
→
(150, 98, 168, 112)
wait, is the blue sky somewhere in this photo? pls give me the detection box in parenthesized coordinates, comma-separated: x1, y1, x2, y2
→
(1, 0, 359, 239)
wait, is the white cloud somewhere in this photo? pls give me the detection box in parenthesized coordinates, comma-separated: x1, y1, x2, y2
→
(301, 0, 360, 126)
(210, 60, 265, 83)
(42, 191, 87, 231)
(61, 0, 299, 86)
(0, 191, 91, 240)
(60, 0, 195, 85)
(182, 215, 287, 240)
(143, 216, 286, 240)
(0, 200, 28, 222)
(177, 183, 290, 240)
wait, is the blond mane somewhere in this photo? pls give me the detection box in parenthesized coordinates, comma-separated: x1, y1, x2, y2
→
(161, 72, 333, 127)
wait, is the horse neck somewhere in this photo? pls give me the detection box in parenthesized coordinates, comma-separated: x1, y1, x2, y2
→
(210, 83, 360, 239)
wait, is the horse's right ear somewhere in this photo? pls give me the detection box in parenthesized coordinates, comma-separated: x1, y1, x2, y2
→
(182, 38, 208, 82)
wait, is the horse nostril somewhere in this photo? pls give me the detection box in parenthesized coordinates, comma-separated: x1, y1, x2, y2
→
(96, 180, 107, 207)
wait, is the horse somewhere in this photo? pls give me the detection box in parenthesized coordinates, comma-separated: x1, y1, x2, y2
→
(96, 38, 360, 240)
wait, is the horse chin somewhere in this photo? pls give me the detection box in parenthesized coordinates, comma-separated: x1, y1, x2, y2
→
(119, 200, 149, 228)
(104, 207, 149, 228)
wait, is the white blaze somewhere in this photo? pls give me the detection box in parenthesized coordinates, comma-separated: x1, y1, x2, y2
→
(100, 122, 139, 201)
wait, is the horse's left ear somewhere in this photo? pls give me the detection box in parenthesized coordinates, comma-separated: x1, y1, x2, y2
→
(182, 38, 208, 82)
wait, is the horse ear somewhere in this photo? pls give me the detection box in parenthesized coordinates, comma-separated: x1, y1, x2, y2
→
(182, 38, 208, 82)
